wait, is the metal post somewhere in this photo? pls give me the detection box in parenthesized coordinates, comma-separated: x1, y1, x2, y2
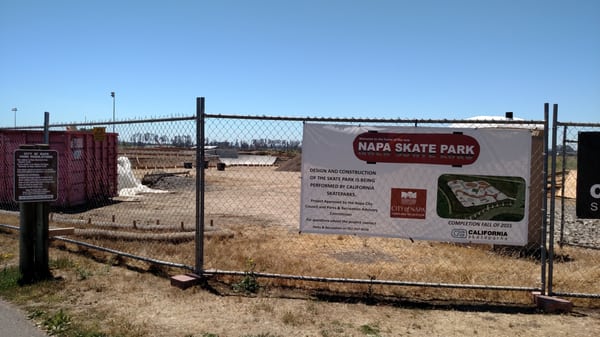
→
(43, 112, 50, 144)
(195, 97, 206, 274)
(111, 92, 116, 133)
(559, 125, 568, 247)
(40, 116, 51, 280)
(540, 103, 549, 295)
(548, 103, 559, 296)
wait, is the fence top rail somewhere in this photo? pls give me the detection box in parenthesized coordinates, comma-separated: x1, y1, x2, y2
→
(4, 113, 549, 130)
(205, 113, 546, 126)
(6, 115, 197, 130)
(556, 121, 600, 128)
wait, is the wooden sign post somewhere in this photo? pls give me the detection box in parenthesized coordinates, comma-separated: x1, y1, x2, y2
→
(14, 144, 58, 283)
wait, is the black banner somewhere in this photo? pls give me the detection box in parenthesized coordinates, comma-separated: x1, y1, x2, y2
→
(576, 132, 600, 218)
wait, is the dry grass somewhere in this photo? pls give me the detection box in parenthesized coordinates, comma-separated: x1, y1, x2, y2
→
(202, 224, 539, 304)
(2, 223, 600, 337)
(3, 208, 600, 307)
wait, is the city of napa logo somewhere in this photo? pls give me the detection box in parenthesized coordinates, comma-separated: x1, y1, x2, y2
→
(391, 188, 427, 219)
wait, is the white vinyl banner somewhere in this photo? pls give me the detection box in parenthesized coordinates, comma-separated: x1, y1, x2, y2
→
(300, 123, 532, 246)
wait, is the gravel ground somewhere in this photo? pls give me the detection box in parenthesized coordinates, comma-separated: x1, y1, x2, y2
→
(554, 200, 600, 249)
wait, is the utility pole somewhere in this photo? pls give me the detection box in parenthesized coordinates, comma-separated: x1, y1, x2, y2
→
(111, 91, 116, 132)
(11, 107, 17, 128)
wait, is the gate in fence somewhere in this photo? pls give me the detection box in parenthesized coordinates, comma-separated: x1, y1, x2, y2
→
(549, 105, 600, 300)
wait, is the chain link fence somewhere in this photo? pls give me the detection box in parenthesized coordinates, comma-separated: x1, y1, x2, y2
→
(200, 113, 548, 303)
(2, 101, 599, 304)
(1, 116, 199, 271)
(550, 117, 600, 299)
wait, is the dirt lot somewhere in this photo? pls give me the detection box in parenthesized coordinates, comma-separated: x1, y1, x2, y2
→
(50, 166, 300, 231)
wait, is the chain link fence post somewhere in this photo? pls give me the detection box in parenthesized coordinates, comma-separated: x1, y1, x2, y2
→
(548, 104, 559, 296)
(195, 97, 205, 274)
(540, 102, 549, 295)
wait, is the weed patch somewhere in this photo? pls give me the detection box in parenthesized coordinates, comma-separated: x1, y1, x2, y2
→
(0, 266, 20, 293)
(233, 257, 260, 293)
(359, 323, 382, 337)
(43, 309, 72, 335)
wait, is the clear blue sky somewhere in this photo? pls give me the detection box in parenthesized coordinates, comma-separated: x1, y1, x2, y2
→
(1, 0, 599, 127)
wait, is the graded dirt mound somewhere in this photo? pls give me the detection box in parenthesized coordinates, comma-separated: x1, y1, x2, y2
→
(276, 154, 302, 172)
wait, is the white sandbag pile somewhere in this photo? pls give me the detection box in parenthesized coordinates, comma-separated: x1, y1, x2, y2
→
(117, 156, 168, 197)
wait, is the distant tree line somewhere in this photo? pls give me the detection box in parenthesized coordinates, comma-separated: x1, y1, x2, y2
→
(205, 138, 301, 151)
(128, 133, 193, 147)
(127, 133, 301, 150)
